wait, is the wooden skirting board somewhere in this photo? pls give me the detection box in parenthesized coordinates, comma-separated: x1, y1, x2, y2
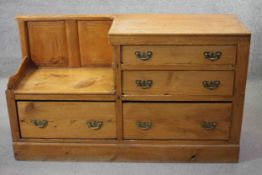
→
(13, 142, 239, 162)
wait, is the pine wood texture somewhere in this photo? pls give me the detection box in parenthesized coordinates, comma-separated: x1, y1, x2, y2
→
(6, 90, 20, 140)
(122, 45, 236, 65)
(78, 21, 113, 66)
(23, 19, 113, 67)
(17, 21, 29, 58)
(28, 21, 68, 66)
(109, 14, 250, 36)
(5, 14, 250, 162)
(122, 95, 233, 102)
(13, 142, 239, 162)
(123, 71, 234, 95)
(18, 101, 116, 139)
(123, 103, 231, 140)
(230, 37, 250, 143)
(16, 15, 114, 21)
(15, 67, 115, 94)
(65, 21, 81, 67)
(7, 56, 33, 89)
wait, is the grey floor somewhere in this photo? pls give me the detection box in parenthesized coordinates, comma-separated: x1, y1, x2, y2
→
(0, 77, 262, 175)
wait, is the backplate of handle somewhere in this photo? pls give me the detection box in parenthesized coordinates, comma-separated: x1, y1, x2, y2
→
(135, 51, 153, 61)
(87, 120, 103, 130)
(31, 119, 48, 128)
(201, 121, 217, 130)
(136, 121, 152, 130)
(202, 80, 220, 90)
(135, 80, 153, 89)
(204, 51, 222, 61)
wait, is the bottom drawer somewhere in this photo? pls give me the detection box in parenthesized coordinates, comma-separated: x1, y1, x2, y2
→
(18, 101, 116, 139)
(123, 103, 232, 140)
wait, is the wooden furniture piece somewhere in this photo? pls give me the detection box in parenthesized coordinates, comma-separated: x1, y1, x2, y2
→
(6, 14, 250, 162)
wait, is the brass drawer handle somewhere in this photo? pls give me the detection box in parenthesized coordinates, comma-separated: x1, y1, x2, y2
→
(202, 80, 220, 90)
(135, 51, 153, 61)
(136, 121, 152, 130)
(135, 80, 153, 89)
(87, 120, 103, 130)
(204, 51, 222, 61)
(31, 119, 48, 128)
(201, 121, 217, 130)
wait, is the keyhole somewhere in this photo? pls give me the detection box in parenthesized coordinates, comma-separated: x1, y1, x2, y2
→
(190, 155, 197, 161)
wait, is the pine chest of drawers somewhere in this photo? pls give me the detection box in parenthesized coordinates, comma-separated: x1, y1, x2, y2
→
(6, 14, 250, 162)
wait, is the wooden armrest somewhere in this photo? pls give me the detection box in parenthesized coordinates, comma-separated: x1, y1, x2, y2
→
(7, 56, 33, 90)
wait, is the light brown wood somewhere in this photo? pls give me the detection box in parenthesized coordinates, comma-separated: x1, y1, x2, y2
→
(121, 64, 235, 71)
(15, 94, 115, 101)
(123, 103, 231, 140)
(109, 14, 250, 36)
(17, 20, 30, 58)
(18, 101, 116, 139)
(13, 142, 239, 162)
(113, 45, 123, 140)
(78, 20, 113, 66)
(230, 37, 250, 143)
(122, 45, 236, 65)
(65, 21, 81, 67)
(123, 71, 234, 96)
(7, 56, 32, 89)
(110, 35, 239, 45)
(5, 14, 250, 162)
(16, 15, 114, 21)
(15, 67, 115, 94)
(17, 138, 229, 145)
(28, 21, 68, 66)
(122, 95, 233, 101)
(6, 90, 20, 140)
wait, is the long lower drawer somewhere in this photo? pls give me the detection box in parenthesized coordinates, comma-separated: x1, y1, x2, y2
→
(122, 71, 234, 96)
(17, 101, 116, 139)
(123, 102, 232, 140)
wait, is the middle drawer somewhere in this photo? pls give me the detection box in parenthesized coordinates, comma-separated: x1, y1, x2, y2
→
(123, 71, 234, 96)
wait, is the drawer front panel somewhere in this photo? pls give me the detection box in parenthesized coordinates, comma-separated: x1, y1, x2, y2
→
(123, 71, 234, 96)
(123, 103, 232, 140)
(18, 101, 116, 139)
(122, 46, 236, 65)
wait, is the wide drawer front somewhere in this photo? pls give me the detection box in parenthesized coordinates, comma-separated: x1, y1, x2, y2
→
(123, 71, 234, 96)
(123, 103, 232, 140)
(122, 46, 236, 65)
(18, 101, 116, 139)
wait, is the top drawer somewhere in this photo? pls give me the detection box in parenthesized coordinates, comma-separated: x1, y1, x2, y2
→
(122, 46, 236, 65)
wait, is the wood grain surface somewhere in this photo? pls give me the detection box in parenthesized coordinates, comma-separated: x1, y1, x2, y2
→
(15, 67, 115, 94)
(123, 102, 232, 140)
(123, 70, 234, 96)
(122, 45, 236, 65)
(18, 101, 116, 139)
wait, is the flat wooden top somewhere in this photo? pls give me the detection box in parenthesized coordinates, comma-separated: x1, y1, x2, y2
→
(15, 67, 115, 95)
(16, 14, 114, 21)
(109, 14, 250, 36)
